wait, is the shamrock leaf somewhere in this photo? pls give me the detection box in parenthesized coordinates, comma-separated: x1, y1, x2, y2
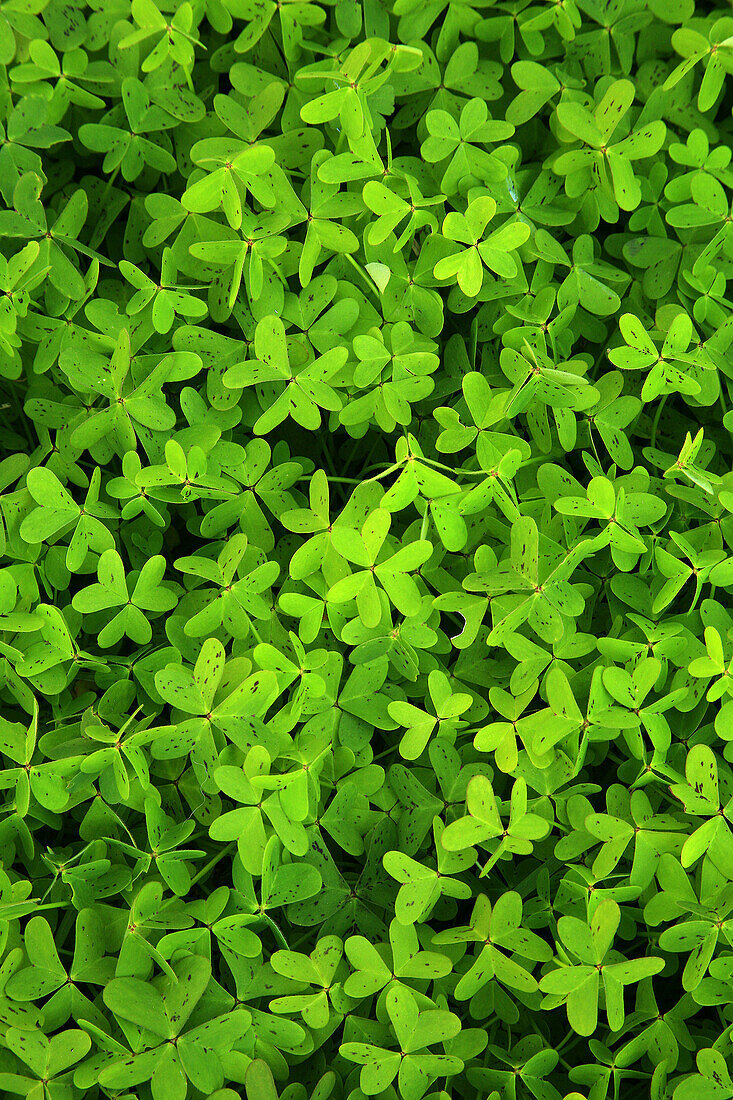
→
(539, 899, 664, 1035)
(224, 315, 346, 434)
(72, 549, 177, 647)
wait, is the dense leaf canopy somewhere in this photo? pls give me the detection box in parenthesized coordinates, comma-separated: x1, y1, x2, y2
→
(1, 2, 733, 1100)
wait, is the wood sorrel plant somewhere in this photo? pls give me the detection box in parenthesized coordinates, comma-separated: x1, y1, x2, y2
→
(0, 2, 733, 1100)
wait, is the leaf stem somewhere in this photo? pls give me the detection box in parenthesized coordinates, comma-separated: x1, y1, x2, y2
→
(297, 475, 362, 484)
(420, 507, 430, 541)
(361, 461, 405, 485)
(650, 396, 667, 449)
(188, 841, 236, 888)
(261, 912, 289, 949)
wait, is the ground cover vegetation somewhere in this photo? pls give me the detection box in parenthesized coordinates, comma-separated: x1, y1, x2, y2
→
(2, 1, 733, 1099)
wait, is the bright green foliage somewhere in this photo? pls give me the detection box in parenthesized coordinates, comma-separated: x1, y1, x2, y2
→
(2, 2, 733, 1100)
